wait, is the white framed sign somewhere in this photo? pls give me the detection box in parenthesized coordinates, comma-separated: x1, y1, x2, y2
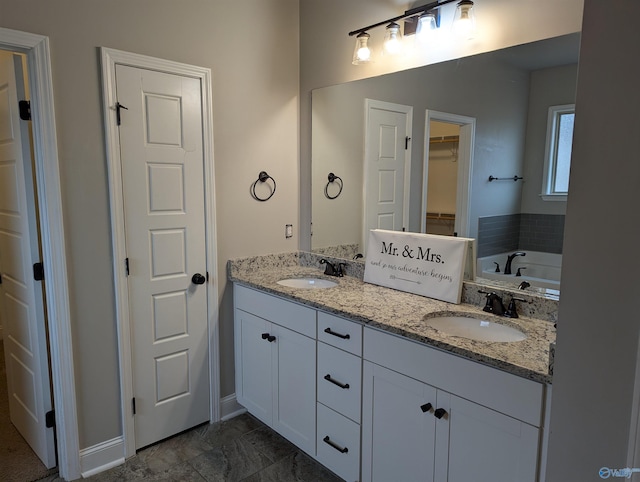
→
(364, 230, 472, 304)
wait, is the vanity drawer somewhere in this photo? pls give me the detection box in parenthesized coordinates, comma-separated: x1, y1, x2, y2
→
(317, 311, 362, 356)
(317, 402, 361, 482)
(317, 342, 362, 422)
(364, 326, 545, 426)
(234, 284, 316, 338)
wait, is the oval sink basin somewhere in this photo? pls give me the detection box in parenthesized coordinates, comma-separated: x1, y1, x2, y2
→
(277, 278, 338, 289)
(425, 316, 527, 342)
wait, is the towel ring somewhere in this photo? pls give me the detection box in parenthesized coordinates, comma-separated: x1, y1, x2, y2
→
(324, 172, 343, 200)
(251, 171, 276, 202)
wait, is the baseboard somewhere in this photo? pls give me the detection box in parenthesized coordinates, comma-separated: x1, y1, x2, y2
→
(77, 397, 243, 477)
(220, 393, 246, 421)
(79, 436, 125, 478)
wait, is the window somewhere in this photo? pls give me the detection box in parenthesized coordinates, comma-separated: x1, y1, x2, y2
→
(541, 104, 575, 201)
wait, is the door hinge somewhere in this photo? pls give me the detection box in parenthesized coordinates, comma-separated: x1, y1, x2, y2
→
(45, 410, 55, 429)
(125, 258, 130, 276)
(19, 100, 31, 121)
(405, 136, 411, 150)
(33, 262, 44, 281)
(132, 397, 136, 415)
(0, 273, 2, 284)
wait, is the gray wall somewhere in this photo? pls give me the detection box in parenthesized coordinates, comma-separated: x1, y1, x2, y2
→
(0, 0, 299, 449)
(546, 1, 640, 479)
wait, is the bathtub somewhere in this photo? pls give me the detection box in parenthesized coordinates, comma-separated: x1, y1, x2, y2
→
(477, 251, 561, 291)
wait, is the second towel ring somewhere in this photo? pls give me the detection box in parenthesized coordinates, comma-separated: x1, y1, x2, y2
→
(324, 172, 343, 200)
(251, 171, 276, 201)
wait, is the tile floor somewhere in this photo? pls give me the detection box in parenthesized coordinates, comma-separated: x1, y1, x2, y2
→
(37, 413, 342, 482)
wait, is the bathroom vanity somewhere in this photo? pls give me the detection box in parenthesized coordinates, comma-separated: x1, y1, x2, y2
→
(230, 253, 556, 482)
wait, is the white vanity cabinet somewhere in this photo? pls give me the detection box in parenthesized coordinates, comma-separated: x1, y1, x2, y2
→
(361, 327, 544, 482)
(233, 282, 549, 482)
(234, 285, 317, 455)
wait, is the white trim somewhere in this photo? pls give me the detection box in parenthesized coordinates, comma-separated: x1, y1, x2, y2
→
(220, 393, 246, 421)
(100, 47, 220, 458)
(79, 437, 125, 478)
(0, 27, 79, 480)
(422, 110, 475, 238)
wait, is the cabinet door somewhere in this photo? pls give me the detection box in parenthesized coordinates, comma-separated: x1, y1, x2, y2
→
(234, 309, 273, 425)
(272, 323, 317, 455)
(362, 362, 437, 482)
(443, 394, 540, 482)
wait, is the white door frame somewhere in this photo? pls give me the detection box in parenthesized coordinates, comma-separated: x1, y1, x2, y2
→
(0, 28, 79, 480)
(422, 110, 476, 237)
(100, 48, 220, 458)
(363, 99, 413, 253)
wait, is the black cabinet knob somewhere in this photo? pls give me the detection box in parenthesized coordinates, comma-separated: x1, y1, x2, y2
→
(191, 273, 206, 285)
(420, 403, 433, 413)
(434, 408, 447, 419)
(261, 333, 275, 342)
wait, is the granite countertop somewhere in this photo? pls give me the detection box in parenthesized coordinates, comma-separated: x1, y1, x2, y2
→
(228, 253, 556, 384)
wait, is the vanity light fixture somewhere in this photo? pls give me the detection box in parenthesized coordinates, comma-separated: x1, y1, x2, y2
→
(349, 0, 475, 64)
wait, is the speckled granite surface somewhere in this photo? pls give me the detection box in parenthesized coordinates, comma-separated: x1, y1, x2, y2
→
(228, 252, 556, 384)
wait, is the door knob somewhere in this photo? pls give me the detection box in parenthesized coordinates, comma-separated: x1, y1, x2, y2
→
(191, 273, 206, 285)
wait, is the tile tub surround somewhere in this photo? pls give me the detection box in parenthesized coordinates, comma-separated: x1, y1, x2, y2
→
(228, 252, 556, 384)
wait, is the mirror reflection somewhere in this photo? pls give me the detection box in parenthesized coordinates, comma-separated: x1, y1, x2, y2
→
(311, 33, 580, 295)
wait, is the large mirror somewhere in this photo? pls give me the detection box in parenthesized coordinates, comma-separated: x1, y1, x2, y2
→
(311, 33, 579, 296)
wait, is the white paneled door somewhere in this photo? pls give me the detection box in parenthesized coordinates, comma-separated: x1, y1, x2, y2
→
(363, 99, 412, 253)
(0, 51, 56, 468)
(115, 65, 210, 449)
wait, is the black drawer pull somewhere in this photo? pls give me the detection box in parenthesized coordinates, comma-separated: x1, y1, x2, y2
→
(324, 374, 350, 389)
(324, 327, 350, 340)
(261, 333, 276, 342)
(323, 436, 349, 454)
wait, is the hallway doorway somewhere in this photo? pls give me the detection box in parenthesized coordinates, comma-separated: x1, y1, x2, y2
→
(0, 48, 55, 471)
(0, 26, 79, 480)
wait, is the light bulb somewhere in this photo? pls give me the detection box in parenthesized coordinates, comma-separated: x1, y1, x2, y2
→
(352, 32, 372, 64)
(416, 12, 437, 44)
(383, 22, 403, 55)
(452, 0, 476, 39)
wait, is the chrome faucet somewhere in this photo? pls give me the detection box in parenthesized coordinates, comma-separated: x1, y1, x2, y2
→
(504, 251, 526, 275)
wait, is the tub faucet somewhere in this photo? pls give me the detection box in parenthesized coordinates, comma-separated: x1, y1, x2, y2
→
(504, 252, 526, 275)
